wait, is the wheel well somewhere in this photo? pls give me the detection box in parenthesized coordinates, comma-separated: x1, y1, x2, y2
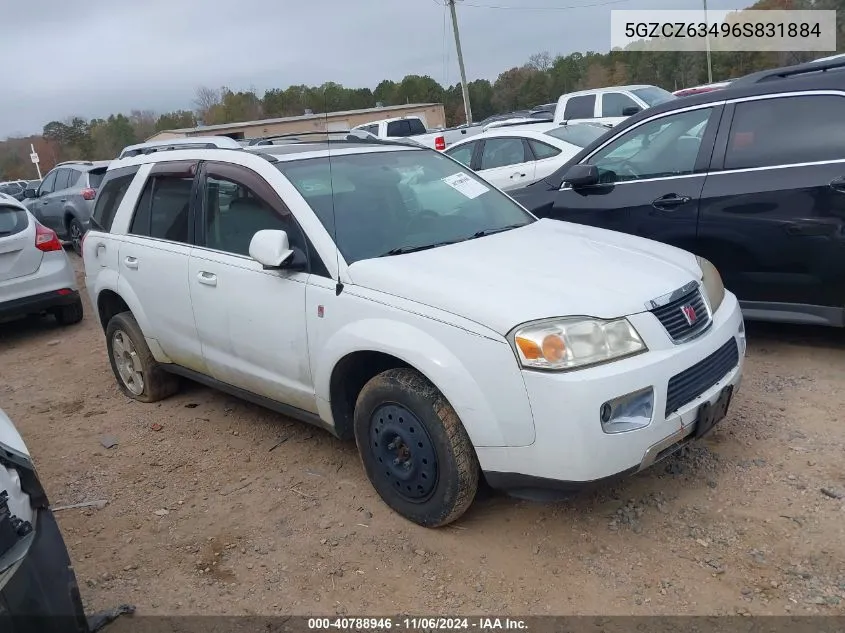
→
(96, 290, 130, 331)
(329, 351, 411, 441)
(64, 211, 75, 229)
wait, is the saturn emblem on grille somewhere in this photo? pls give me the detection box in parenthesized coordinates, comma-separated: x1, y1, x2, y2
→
(680, 304, 697, 326)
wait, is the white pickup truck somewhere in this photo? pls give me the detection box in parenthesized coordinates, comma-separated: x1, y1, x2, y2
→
(552, 85, 676, 127)
(353, 116, 483, 150)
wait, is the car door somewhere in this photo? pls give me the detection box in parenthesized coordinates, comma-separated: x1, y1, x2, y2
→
(189, 161, 317, 414)
(597, 91, 643, 126)
(118, 160, 208, 373)
(477, 137, 536, 191)
(525, 138, 568, 184)
(534, 104, 721, 250)
(44, 168, 72, 235)
(698, 93, 845, 319)
(28, 169, 57, 226)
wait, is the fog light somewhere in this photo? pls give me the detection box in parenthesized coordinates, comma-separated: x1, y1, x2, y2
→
(600, 387, 654, 434)
(738, 319, 747, 356)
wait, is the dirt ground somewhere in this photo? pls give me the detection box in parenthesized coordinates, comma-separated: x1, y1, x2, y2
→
(1, 256, 844, 617)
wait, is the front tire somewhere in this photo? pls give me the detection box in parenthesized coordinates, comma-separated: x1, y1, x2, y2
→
(53, 299, 83, 325)
(354, 368, 479, 527)
(105, 311, 179, 403)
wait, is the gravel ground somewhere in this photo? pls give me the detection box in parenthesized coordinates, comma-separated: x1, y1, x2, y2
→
(1, 257, 844, 616)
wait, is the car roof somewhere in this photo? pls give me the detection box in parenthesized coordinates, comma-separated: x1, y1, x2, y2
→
(0, 192, 27, 209)
(560, 85, 656, 98)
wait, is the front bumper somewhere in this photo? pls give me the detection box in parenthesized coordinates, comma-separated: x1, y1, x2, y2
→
(0, 509, 89, 632)
(479, 291, 745, 497)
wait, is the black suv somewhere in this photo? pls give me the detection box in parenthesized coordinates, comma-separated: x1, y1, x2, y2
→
(510, 57, 845, 328)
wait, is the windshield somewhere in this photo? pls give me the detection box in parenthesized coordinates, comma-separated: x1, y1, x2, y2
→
(0, 205, 27, 237)
(545, 124, 608, 148)
(631, 86, 676, 107)
(277, 148, 535, 264)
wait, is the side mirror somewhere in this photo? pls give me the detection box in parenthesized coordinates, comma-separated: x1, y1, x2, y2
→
(23, 188, 37, 199)
(249, 230, 294, 269)
(562, 164, 599, 188)
(622, 106, 641, 117)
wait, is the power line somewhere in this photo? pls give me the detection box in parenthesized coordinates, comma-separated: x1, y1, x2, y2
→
(460, 0, 630, 10)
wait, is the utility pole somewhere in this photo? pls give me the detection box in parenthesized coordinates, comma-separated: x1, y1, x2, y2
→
(703, 0, 713, 83)
(448, 0, 473, 125)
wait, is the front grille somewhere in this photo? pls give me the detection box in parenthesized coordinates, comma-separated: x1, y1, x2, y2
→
(650, 286, 711, 343)
(665, 338, 739, 416)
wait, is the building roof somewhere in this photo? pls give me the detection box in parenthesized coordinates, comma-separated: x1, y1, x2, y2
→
(164, 103, 442, 135)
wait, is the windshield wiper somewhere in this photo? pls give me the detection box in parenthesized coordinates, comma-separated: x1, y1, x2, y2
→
(470, 223, 527, 239)
(379, 239, 464, 257)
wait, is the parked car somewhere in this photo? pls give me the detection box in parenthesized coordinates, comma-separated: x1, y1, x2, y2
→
(673, 81, 732, 97)
(0, 193, 83, 326)
(511, 57, 845, 328)
(351, 115, 483, 150)
(0, 182, 25, 202)
(23, 161, 111, 255)
(444, 122, 609, 191)
(530, 102, 557, 118)
(0, 406, 89, 630)
(83, 135, 745, 527)
(553, 85, 676, 127)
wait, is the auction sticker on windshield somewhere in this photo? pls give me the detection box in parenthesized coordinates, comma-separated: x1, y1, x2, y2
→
(442, 172, 489, 199)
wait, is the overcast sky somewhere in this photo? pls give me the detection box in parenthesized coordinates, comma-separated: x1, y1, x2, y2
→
(2, 0, 742, 139)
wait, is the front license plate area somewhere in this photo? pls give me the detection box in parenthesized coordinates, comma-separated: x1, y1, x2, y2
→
(695, 385, 733, 439)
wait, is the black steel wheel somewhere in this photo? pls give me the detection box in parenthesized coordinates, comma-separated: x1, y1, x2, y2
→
(354, 368, 479, 527)
(68, 218, 84, 255)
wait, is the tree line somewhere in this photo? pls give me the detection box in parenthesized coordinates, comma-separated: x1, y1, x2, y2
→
(1, 0, 841, 180)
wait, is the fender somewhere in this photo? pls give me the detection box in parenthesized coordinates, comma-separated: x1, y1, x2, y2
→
(111, 276, 170, 363)
(315, 318, 536, 448)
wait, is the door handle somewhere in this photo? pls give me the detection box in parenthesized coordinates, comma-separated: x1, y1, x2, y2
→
(197, 271, 217, 287)
(60, 198, 67, 203)
(511, 172, 527, 179)
(124, 256, 138, 270)
(829, 176, 845, 192)
(652, 194, 692, 210)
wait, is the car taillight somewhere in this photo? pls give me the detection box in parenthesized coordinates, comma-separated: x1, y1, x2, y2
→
(81, 187, 96, 200)
(34, 222, 62, 252)
(435, 136, 446, 151)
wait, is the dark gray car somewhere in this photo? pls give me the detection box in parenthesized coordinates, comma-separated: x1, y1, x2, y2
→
(23, 161, 110, 254)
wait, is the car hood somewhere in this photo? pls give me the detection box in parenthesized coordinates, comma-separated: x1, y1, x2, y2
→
(0, 407, 29, 458)
(348, 219, 701, 335)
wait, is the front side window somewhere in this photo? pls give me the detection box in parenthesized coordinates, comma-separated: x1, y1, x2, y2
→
(725, 95, 845, 170)
(202, 163, 300, 257)
(38, 170, 57, 195)
(601, 92, 639, 117)
(586, 107, 713, 183)
(277, 148, 535, 264)
(130, 169, 194, 243)
(480, 138, 528, 170)
(445, 141, 477, 167)
(563, 95, 595, 120)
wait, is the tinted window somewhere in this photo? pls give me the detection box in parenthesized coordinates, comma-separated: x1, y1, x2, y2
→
(563, 95, 595, 120)
(53, 169, 71, 191)
(0, 205, 28, 237)
(406, 118, 427, 135)
(130, 175, 193, 243)
(88, 169, 106, 188)
(277, 149, 534, 264)
(602, 92, 640, 117)
(91, 168, 138, 232)
(203, 170, 300, 257)
(631, 86, 676, 107)
(480, 138, 528, 169)
(528, 139, 561, 160)
(586, 107, 713, 183)
(386, 120, 411, 137)
(725, 95, 845, 170)
(39, 170, 57, 195)
(445, 141, 476, 167)
(545, 124, 608, 148)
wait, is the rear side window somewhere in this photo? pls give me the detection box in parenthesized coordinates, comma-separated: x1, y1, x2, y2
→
(386, 120, 413, 137)
(0, 205, 28, 237)
(53, 168, 71, 191)
(528, 139, 561, 159)
(91, 168, 139, 232)
(563, 95, 595, 120)
(130, 174, 193, 243)
(445, 141, 477, 167)
(67, 170, 82, 187)
(407, 118, 426, 135)
(87, 169, 106, 188)
(725, 95, 845, 170)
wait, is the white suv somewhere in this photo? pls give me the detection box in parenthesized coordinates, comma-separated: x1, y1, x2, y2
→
(82, 135, 746, 527)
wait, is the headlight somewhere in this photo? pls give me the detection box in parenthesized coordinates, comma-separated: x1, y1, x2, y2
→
(510, 317, 647, 371)
(696, 256, 725, 313)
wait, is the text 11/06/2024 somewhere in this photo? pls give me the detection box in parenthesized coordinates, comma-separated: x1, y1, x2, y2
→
(307, 617, 528, 630)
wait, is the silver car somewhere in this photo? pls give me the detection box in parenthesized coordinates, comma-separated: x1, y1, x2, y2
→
(23, 160, 111, 255)
(0, 193, 83, 325)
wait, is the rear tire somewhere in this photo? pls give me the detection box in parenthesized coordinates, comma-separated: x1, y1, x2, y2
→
(67, 218, 84, 256)
(105, 311, 179, 403)
(53, 299, 83, 326)
(353, 368, 479, 527)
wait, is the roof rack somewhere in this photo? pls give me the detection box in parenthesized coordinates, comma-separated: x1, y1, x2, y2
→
(118, 136, 242, 159)
(732, 56, 845, 87)
(245, 129, 422, 149)
(55, 160, 94, 167)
